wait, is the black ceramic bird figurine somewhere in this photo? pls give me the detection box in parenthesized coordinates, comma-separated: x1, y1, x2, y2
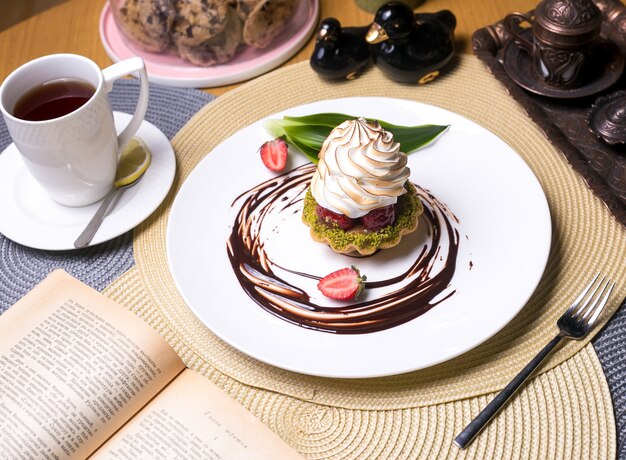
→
(310, 18, 371, 80)
(366, 2, 456, 84)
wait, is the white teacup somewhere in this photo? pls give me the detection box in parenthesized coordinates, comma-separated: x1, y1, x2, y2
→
(0, 54, 149, 207)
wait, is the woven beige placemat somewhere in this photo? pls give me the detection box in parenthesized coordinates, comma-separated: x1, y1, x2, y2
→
(105, 265, 615, 458)
(102, 54, 623, 457)
(117, 54, 626, 410)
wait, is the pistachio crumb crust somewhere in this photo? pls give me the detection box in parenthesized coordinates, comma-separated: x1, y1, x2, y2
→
(302, 182, 424, 256)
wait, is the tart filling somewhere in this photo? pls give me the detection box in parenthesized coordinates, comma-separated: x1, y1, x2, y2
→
(302, 181, 423, 256)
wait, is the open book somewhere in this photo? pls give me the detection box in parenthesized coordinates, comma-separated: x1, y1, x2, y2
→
(0, 270, 302, 459)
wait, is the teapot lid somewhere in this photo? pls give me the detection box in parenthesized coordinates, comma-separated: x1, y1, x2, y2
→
(588, 90, 626, 145)
(535, 0, 602, 37)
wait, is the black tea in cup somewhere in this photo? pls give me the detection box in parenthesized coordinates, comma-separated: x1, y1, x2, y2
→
(13, 78, 96, 122)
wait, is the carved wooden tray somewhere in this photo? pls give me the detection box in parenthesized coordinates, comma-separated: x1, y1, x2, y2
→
(472, 0, 626, 227)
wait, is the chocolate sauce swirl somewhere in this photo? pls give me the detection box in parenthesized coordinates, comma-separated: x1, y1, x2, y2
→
(227, 164, 461, 334)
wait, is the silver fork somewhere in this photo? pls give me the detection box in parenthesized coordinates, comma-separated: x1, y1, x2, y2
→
(454, 273, 615, 449)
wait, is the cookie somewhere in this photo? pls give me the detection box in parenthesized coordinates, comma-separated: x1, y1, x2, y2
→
(175, 6, 243, 66)
(172, 0, 229, 47)
(242, 0, 297, 49)
(114, 0, 175, 52)
(235, 0, 260, 21)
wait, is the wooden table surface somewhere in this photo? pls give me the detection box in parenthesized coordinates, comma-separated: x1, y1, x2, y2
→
(0, 0, 537, 95)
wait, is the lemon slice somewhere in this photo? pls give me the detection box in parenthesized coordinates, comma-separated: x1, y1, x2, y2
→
(114, 137, 152, 188)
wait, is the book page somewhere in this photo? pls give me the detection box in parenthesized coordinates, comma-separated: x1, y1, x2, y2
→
(0, 270, 185, 459)
(92, 369, 303, 459)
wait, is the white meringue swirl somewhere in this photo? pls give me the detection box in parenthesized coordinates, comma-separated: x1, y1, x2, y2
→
(310, 118, 410, 218)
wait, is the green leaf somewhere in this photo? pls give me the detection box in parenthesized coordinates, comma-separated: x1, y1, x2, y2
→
(283, 113, 355, 128)
(284, 135, 319, 163)
(263, 113, 449, 163)
(281, 125, 330, 148)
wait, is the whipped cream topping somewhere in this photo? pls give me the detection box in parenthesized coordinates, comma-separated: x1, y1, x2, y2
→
(310, 118, 410, 218)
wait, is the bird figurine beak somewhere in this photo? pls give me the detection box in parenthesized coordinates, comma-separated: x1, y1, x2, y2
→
(365, 23, 389, 44)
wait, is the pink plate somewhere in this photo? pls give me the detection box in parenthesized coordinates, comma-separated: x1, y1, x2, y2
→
(99, 0, 319, 88)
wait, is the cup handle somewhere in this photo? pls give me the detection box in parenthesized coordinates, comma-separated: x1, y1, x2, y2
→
(101, 57, 149, 152)
(504, 13, 534, 53)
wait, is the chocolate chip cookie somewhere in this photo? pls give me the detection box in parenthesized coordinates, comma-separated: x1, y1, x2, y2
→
(172, 0, 230, 47)
(235, 0, 259, 21)
(113, 0, 176, 52)
(242, 0, 297, 49)
(175, 5, 243, 66)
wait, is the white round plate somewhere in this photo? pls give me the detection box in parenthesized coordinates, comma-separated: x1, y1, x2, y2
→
(99, 0, 319, 88)
(0, 112, 175, 251)
(167, 97, 552, 378)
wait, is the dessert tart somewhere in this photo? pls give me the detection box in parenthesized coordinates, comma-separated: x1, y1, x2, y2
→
(302, 117, 423, 256)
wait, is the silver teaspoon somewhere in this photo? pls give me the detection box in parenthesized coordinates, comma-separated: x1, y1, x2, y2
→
(74, 137, 151, 248)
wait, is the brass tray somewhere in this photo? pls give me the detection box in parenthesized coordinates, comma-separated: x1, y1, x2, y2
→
(472, 0, 626, 227)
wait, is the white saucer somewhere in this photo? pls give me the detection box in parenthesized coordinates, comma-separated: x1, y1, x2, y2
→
(0, 112, 176, 250)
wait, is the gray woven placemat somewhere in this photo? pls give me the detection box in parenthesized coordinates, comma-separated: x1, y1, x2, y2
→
(0, 79, 213, 311)
(0, 77, 624, 457)
(594, 305, 626, 457)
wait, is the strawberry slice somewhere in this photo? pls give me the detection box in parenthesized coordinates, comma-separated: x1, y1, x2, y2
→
(259, 137, 288, 172)
(317, 266, 367, 301)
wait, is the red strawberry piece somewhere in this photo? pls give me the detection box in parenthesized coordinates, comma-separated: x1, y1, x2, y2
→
(259, 138, 288, 172)
(318, 266, 367, 301)
(361, 205, 395, 231)
(316, 205, 356, 230)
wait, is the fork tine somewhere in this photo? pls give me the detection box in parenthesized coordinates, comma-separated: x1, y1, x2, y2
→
(574, 274, 607, 319)
(584, 280, 615, 327)
(580, 276, 609, 321)
(454, 273, 615, 449)
(563, 273, 600, 318)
